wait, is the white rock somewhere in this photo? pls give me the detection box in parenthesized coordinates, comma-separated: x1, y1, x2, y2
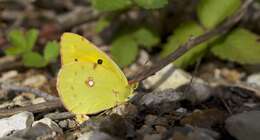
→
(0, 101, 15, 109)
(32, 97, 46, 104)
(0, 70, 18, 82)
(33, 118, 63, 134)
(247, 73, 260, 87)
(22, 74, 47, 88)
(143, 64, 202, 91)
(176, 108, 187, 113)
(0, 112, 34, 137)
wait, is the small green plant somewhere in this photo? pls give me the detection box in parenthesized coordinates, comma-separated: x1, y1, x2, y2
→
(5, 28, 59, 68)
(92, 0, 164, 67)
(161, 0, 260, 68)
(110, 26, 160, 67)
(92, 0, 260, 68)
(92, 0, 168, 11)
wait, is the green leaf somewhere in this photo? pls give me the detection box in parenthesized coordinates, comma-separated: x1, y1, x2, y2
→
(22, 52, 47, 68)
(91, 0, 132, 11)
(211, 28, 260, 64)
(43, 41, 59, 63)
(133, 27, 160, 48)
(110, 35, 138, 67)
(197, 0, 241, 29)
(25, 29, 39, 52)
(161, 21, 208, 68)
(4, 46, 25, 56)
(95, 17, 111, 33)
(134, 0, 168, 9)
(5, 29, 27, 55)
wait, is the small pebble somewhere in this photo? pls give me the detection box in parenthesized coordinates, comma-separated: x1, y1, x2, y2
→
(155, 125, 167, 134)
(32, 97, 46, 104)
(78, 131, 116, 140)
(225, 111, 260, 140)
(111, 103, 138, 117)
(0, 101, 15, 109)
(180, 108, 225, 128)
(176, 107, 187, 114)
(13, 94, 33, 107)
(12, 122, 60, 139)
(139, 89, 184, 106)
(0, 112, 34, 137)
(172, 126, 219, 140)
(22, 74, 47, 88)
(143, 134, 162, 140)
(247, 73, 260, 87)
(136, 125, 153, 135)
(33, 118, 63, 134)
(58, 120, 68, 129)
(145, 115, 157, 125)
(0, 70, 18, 82)
(68, 119, 77, 128)
(181, 82, 212, 103)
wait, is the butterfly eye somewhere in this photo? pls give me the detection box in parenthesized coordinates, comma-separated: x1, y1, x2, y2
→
(74, 58, 78, 62)
(97, 59, 103, 64)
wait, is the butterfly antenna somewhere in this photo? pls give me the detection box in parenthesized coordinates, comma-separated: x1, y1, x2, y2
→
(183, 58, 202, 94)
(128, 53, 152, 84)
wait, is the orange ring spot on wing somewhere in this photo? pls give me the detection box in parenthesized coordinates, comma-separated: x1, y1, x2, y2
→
(85, 77, 95, 88)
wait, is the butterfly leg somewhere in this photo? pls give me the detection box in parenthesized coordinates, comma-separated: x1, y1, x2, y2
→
(75, 114, 90, 124)
(112, 90, 120, 105)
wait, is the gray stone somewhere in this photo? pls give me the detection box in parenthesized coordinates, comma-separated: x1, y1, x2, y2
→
(136, 125, 153, 135)
(0, 112, 34, 137)
(144, 115, 157, 125)
(58, 120, 68, 129)
(67, 119, 77, 129)
(78, 131, 117, 140)
(172, 126, 219, 140)
(12, 122, 60, 140)
(225, 111, 260, 140)
(138, 89, 184, 106)
(143, 134, 162, 140)
(0, 136, 25, 140)
(33, 118, 63, 134)
(182, 82, 212, 103)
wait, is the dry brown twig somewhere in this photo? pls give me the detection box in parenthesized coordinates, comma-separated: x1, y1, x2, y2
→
(0, 0, 253, 118)
(1, 83, 59, 101)
(57, 6, 99, 31)
(0, 56, 23, 72)
(0, 100, 63, 118)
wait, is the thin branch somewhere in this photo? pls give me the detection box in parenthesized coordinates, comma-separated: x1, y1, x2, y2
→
(57, 6, 100, 31)
(44, 112, 74, 120)
(1, 83, 59, 101)
(0, 56, 23, 72)
(130, 0, 253, 84)
(0, 100, 63, 118)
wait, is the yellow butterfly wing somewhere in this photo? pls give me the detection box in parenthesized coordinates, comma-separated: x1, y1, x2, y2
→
(57, 33, 133, 115)
(60, 33, 126, 81)
(57, 62, 132, 114)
